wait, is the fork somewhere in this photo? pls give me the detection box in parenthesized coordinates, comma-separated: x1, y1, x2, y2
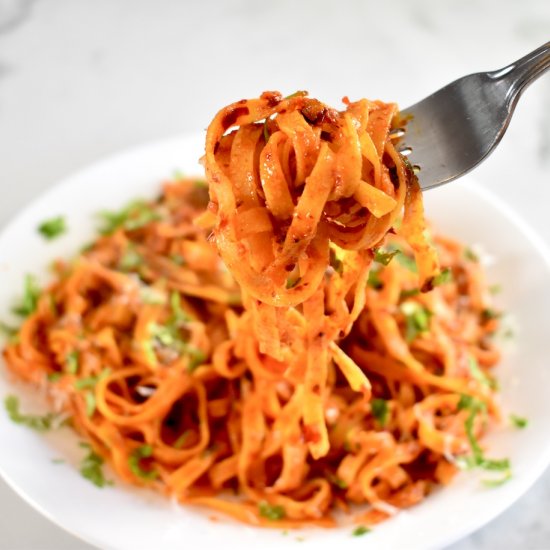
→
(398, 42, 550, 190)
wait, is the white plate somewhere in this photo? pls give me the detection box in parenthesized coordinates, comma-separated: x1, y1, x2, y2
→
(1, 134, 550, 550)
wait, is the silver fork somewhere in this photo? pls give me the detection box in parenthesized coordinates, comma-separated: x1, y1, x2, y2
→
(398, 42, 550, 190)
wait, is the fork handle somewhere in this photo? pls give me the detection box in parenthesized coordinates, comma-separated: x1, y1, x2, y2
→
(489, 41, 550, 108)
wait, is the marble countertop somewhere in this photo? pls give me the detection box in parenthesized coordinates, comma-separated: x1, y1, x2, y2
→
(0, 0, 548, 548)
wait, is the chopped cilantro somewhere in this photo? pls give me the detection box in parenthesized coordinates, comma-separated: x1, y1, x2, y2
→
(432, 267, 453, 286)
(139, 286, 166, 305)
(399, 288, 420, 300)
(326, 471, 348, 489)
(456, 394, 512, 483)
(66, 351, 79, 375)
(284, 91, 307, 100)
(401, 301, 432, 342)
(74, 369, 111, 390)
(367, 269, 383, 289)
(47, 372, 63, 382)
(374, 248, 399, 266)
(174, 430, 192, 449)
(285, 276, 301, 289)
(79, 443, 112, 488)
(4, 395, 56, 431)
(464, 248, 479, 262)
(170, 254, 186, 266)
(352, 525, 371, 536)
(119, 246, 143, 271)
(170, 290, 192, 324)
(85, 391, 96, 418)
(0, 321, 18, 342)
(482, 471, 512, 487)
(12, 274, 40, 317)
(258, 501, 286, 520)
(394, 249, 417, 272)
(98, 200, 161, 235)
(481, 308, 502, 322)
(329, 248, 344, 275)
(38, 216, 67, 240)
(510, 414, 528, 429)
(467, 356, 496, 389)
(128, 444, 158, 480)
(371, 398, 389, 427)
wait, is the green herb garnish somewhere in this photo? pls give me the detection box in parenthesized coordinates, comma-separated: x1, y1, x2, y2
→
(174, 430, 192, 449)
(258, 501, 286, 520)
(489, 284, 502, 295)
(38, 216, 67, 240)
(119, 246, 143, 271)
(401, 301, 432, 342)
(66, 351, 79, 375)
(170, 254, 186, 266)
(482, 308, 502, 322)
(4, 395, 56, 431)
(371, 398, 389, 427)
(367, 269, 383, 289)
(170, 290, 192, 324)
(352, 525, 371, 536)
(12, 274, 40, 317)
(285, 276, 301, 289)
(467, 356, 496, 390)
(399, 288, 420, 300)
(85, 391, 96, 418)
(74, 368, 111, 390)
(374, 249, 399, 266)
(128, 444, 158, 480)
(98, 200, 161, 235)
(464, 248, 479, 262)
(432, 267, 453, 286)
(79, 443, 112, 488)
(456, 394, 512, 484)
(510, 414, 528, 429)
(0, 321, 18, 342)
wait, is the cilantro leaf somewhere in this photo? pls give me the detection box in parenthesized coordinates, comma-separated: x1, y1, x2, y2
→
(38, 216, 67, 240)
(80, 443, 112, 488)
(0, 321, 19, 342)
(371, 398, 389, 427)
(367, 269, 383, 289)
(84, 391, 96, 418)
(285, 276, 301, 289)
(98, 200, 161, 235)
(66, 351, 79, 375)
(374, 248, 399, 266)
(352, 525, 371, 536)
(464, 248, 479, 262)
(258, 501, 286, 520)
(4, 395, 56, 431)
(128, 444, 158, 480)
(12, 274, 40, 317)
(432, 267, 453, 286)
(467, 356, 496, 389)
(510, 414, 528, 429)
(118, 246, 143, 271)
(401, 301, 432, 342)
(74, 369, 111, 390)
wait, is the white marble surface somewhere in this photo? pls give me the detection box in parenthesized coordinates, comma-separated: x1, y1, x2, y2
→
(0, 0, 549, 548)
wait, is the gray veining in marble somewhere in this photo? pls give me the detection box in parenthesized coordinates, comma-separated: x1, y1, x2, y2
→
(0, 0, 549, 549)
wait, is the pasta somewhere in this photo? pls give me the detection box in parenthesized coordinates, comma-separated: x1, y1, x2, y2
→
(2, 92, 505, 530)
